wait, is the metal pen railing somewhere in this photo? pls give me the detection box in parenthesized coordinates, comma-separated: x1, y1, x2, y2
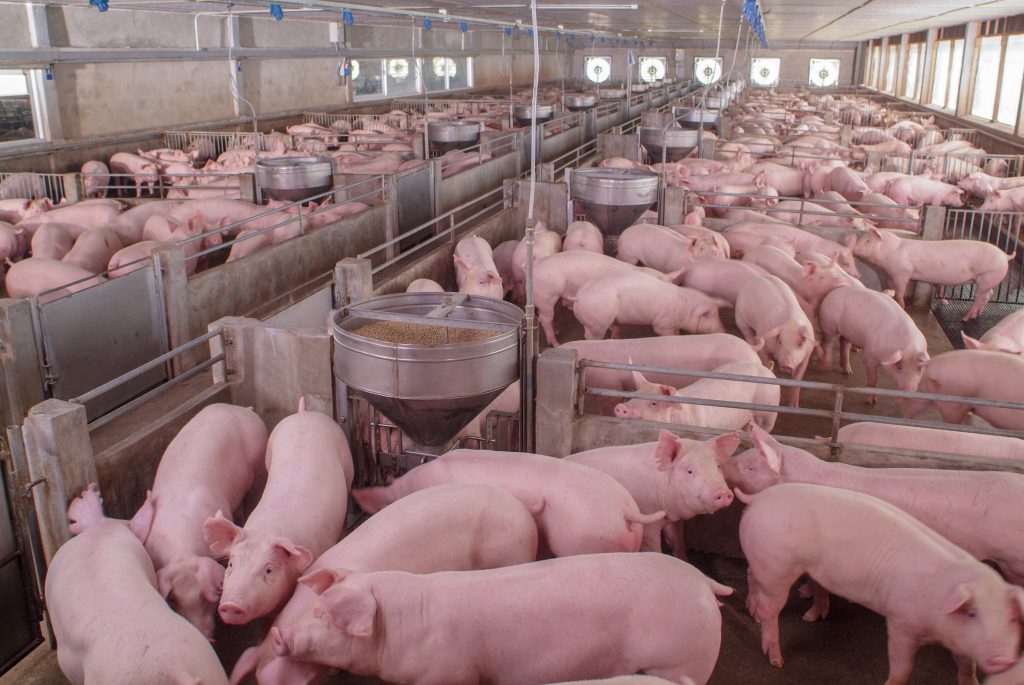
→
(80, 171, 245, 199)
(0, 172, 68, 203)
(438, 132, 520, 176)
(576, 360, 1024, 450)
(163, 130, 270, 155)
(358, 183, 506, 276)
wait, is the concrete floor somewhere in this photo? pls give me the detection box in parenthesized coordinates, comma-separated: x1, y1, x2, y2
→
(0, 306, 969, 685)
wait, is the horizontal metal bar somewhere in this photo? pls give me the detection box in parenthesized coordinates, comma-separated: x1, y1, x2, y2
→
(586, 387, 831, 419)
(72, 329, 221, 404)
(86, 353, 225, 432)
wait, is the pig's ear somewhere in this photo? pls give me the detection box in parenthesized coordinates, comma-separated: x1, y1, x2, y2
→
(453, 254, 471, 271)
(880, 350, 903, 367)
(156, 566, 175, 599)
(486, 272, 502, 285)
(991, 190, 1003, 200)
(299, 568, 345, 595)
(630, 368, 654, 392)
(196, 556, 225, 603)
(203, 511, 243, 558)
(917, 352, 930, 367)
(961, 333, 984, 350)
(654, 430, 683, 471)
(940, 584, 972, 614)
(273, 537, 314, 573)
(129, 491, 156, 543)
(712, 431, 742, 459)
(802, 262, 819, 277)
(751, 425, 783, 476)
(753, 171, 767, 188)
(324, 587, 378, 637)
(844, 233, 859, 249)
(1010, 586, 1024, 620)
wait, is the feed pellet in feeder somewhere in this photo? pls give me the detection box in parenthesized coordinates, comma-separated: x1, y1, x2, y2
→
(352, 320, 501, 345)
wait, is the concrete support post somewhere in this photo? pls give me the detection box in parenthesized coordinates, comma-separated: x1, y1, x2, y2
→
(539, 163, 555, 182)
(238, 173, 257, 203)
(534, 348, 578, 458)
(62, 173, 80, 204)
(334, 258, 374, 307)
(0, 299, 46, 434)
(921, 28, 938, 105)
(718, 114, 731, 140)
(226, 16, 247, 120)
(661, 186, 686, 227)
(839, 125, 852, 147)
(957, 24, 979, 118)
(25, 4, 63, 141)
(21, 399, 96, 565)
(912, 205, 947, 306)
(152, 244, 195, 375)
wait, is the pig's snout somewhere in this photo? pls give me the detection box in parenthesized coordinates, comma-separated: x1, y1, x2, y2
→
(219, 601, 249, 624)
(712, 488, 734, 507)
(779, 363, 795, 375)
(270, 627, 291, 657)
(614, 403, 633, 419)
(984, 655, 1018, 674)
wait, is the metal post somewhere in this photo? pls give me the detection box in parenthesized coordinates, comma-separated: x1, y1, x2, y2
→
(334, 258, 374, 307)
(912, 204, 946, 306)
(0, 299, 46, 434)
(25, 3, 63, 141)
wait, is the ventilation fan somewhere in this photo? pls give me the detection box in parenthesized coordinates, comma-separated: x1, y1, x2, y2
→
(388, 59, 410, 80)
(639, 57, 666, 83)
(585, 57, 611, 83)
(694, 57, 722, 85)
(350, 59, 361, 81)
(433, 57, 456, 78)
(810, 59, 840, 87)
(751, 58, 779, 87)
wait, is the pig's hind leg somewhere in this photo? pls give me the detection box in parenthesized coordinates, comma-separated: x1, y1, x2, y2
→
(746, 561, 803, 668)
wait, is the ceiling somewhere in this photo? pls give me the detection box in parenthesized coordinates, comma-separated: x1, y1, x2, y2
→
(41, 0, 1024, 45)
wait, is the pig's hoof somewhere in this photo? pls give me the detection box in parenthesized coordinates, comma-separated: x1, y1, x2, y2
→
(841, 366, 853, 376)
(867, 396, 878, 405)
(802, 607, 824, 622)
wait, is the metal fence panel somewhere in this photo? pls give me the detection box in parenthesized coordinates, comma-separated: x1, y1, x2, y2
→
(0, 172, 68, 204)
(932, 208, 1024, 347)
(37, 266, 169, 420)
(396, 164, 435, 248)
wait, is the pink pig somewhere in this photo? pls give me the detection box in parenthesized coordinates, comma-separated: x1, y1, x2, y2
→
(46, 484, 229, 685)
(109, 152, 160, 197)
(742, 246, 850, 314)
(569, 272, 725, 340)
(818, 285, 930, 402)
(128, 404, 268, 639)
(533, 251, 677, 346)
(884, 176, 964, 207)
(491, 239, 519, 294)
(353, 449, 666, 557)
(512, 221, 562, 303)
(617, 223, 721, 273)
(272, 553, 731, 685)
(30, 223, 75, 259)
(406, 278, 445, 293)
(903, 349, 1024, 430)
(231, 483, 539, 685)
(4, 258, 105, 300)
(738, 482, 1023, 682)
(0, 197, 52, 224)
(204, 399, 353, 625)
(679, 259, 768, 306)
(667, 223, 730, 258)
(735, 274, 817, 406)
(565, 431, 738, 552)
(850, 227, 1013, 319)
(826, 166, 872, 201)
(613, 363, 779, 431)
(17, 199, 123, 236)
(962, 308, 1024, 354)
(837, 421, 1024, 466)
(62, 227, 123, 274)
(80, 160, 110, 199)
(0, 220, 27, 263)
(454, 235, 504, 300)
(563, 220, 604, 254)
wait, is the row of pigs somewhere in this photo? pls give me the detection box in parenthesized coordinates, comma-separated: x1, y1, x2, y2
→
(47, 395, 1024, 685)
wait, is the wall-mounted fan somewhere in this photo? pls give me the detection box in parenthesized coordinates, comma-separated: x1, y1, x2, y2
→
(585, 56, 612, 83)
(750, 58, 780, 87)
(639, 57, 666, 83)
(433, 57, 457, 78)
(350, 59, 361, 81)
(809, 58, 840, 87)
(388, 59, 410, 80)
(694, 57, 722, 85)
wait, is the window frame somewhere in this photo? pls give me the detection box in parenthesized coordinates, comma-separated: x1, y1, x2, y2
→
(0, 68, 44, 146)
(969, 33, 1024, 127)
(424, 56, 474, 93)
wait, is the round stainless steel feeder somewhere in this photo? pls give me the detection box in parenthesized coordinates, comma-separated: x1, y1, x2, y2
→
(255, 157, 333, 203)
(631, 84, 649, 94)
(512, 103, 554, 126)
(332, 293, 523, 448)
(640, 127, 701, 163)
(704, 96, 725, 110)
(570, 167, 660, 236)
(598, 88, 627, 99)
(672, 106, 722, 130)
(563, 93, 599, 111)
(428, 121, 481, 154)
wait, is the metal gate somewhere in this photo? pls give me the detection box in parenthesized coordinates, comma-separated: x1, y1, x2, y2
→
(34, 265, 170, 420)
(0, 429, 44, 676)
(931, 208, 1024, 347)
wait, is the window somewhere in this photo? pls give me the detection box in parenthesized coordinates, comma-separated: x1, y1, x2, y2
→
(997, 35, 1024, 125)
(931, 41, 952, 107)
(750, 57, 780, 87)
(904, 43, 922, 99)
(948, 39, 964, 109)
(386, 59, 418, 97)
(638, 56, 666, 83)
(352, 58, 429, 99)
(809, 58, 840, 87)
(352, 59, 384, 98)
(884, 44, 897, 93)
(972, 36, 1002, 119)
(0, 70, 37, 143)
(425, 56, 471, 92)
(584, 56, 612, 84)
(694, 57, 723, 85)
(866, 45, 881, 88)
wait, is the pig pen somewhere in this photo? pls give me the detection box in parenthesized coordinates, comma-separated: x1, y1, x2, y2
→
(0, 176, 395, 430)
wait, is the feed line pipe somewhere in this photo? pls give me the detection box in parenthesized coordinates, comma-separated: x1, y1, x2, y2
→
(521, 0, 541, 452)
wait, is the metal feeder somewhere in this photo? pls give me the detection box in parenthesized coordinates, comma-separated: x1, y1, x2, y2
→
(597, 87, 627, 100)
(428, 121, 482, 154)
(570, 167, 660, 237)
(332, 292, 524, 454)
(512, 103, 554, 126)
(673, 106, 722, 131)
(563, 94, 599, 111)
(255, 156, 333, 203)
(640, 127, 701, 163)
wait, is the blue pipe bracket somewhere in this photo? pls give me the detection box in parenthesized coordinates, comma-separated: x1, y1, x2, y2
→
(269, 3, 283, 20)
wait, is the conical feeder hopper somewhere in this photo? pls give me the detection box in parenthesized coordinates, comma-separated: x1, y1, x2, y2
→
(639, 126, 701, 163)
(332, 293, 524, 452)
(570, 168, 660, 237)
